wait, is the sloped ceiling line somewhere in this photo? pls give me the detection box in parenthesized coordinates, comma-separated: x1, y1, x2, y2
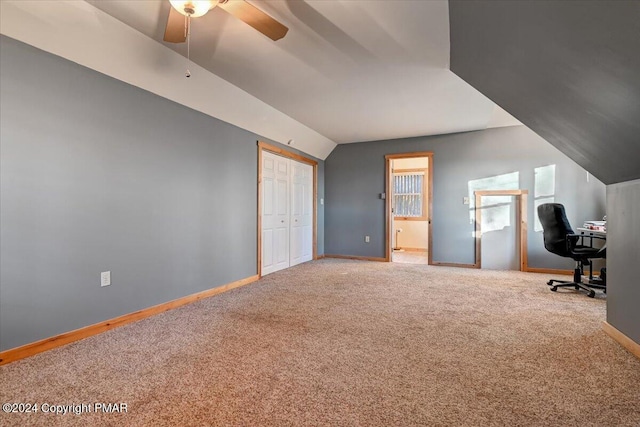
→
(449, 0, 640, 184)
(2, 0, 523, 160)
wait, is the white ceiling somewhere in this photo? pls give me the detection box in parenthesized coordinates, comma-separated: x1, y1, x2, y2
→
(1, 0, 520, 159)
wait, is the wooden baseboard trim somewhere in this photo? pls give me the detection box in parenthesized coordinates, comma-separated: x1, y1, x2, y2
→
(602, 321, 640, 360)
(396, 247, 427, 252)
(0, 274, 259, 366)
(323, 254, 387, 262)
(316, 254, 325, 259)
(525, 267, 573, 275)
(431, 262, 479, 269)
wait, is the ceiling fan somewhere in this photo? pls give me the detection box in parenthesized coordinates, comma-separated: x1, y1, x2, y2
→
(164, 0, 289, 43)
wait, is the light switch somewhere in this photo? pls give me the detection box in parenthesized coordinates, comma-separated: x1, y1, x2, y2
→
(101, 271, 111, 287)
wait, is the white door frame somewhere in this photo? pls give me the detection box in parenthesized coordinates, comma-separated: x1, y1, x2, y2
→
(258, 141, 318, 277)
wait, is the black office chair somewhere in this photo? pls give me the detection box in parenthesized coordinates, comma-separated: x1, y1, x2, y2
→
(537, 203, 606, 298)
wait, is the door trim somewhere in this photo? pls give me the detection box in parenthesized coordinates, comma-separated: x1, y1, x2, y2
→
(384, 152, 434, 263)
(257, 141, 318, 277)
(474, 190, 528, 271)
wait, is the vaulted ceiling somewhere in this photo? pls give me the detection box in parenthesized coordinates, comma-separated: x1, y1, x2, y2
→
(1, 0, 520, 160)
(449, 0, 640, 185)
(8, 1, 634, 178)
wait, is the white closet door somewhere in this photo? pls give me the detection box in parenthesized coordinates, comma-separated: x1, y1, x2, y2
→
(291, 161, 313, 265)
(290, 161, 313, 266)
(262, 151, 290, 275)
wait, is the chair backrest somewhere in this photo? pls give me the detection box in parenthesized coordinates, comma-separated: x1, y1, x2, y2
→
(537, 203, 575, 257)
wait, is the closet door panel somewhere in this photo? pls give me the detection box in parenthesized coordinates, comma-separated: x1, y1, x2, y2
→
(262, 151, 313, 273)
(297, 163, 313, 264)
(262, 152, 290, 275)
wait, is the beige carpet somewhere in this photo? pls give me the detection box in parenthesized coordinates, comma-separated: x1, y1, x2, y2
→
(1, 259, 639, 426)
(392, 250, 429, 264)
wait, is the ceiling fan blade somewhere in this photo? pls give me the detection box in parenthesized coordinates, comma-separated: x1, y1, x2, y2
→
(164, 6, 186, 43)
(219, 0, 288, 41)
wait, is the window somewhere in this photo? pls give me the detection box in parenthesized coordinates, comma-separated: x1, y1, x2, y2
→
(533, 164, 556, 232)
(393, 170, 426, 220)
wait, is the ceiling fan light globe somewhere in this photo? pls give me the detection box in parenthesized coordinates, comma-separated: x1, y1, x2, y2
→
(169, 0, 215, 18)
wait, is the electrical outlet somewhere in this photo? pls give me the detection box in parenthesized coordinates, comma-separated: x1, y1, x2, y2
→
(101, 271, 111, 287)
(463, 197, 470, 205)
(320, 198, 324, 205)
(365, 236, 370, 243)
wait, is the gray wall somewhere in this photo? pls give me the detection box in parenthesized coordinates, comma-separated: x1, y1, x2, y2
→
(325, 125, 605, 266)
(606, 180, 640, 344)
(0, 36, 324, 351)
(449, 1, 640, 185)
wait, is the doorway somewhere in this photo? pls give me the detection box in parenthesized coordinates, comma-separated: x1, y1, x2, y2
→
(385, 152, 433, 264)
(258, 142, 317, 277)
(474, 190, 528, 271)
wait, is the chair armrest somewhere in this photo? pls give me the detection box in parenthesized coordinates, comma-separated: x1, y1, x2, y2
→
(566, 233, 605, 250)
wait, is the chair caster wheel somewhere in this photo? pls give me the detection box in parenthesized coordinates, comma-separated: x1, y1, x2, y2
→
(588, 291, 595, 298)
(547, 281, 553, 286)
(575, 285, 580, 290)
(551, 286, 558, 292)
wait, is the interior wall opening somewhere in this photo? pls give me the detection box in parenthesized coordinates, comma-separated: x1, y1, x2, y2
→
(385, 154, 433, 265)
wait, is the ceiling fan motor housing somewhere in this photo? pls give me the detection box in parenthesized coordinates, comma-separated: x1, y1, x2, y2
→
(170, 1, 215, 18)
(165, 0, 289, 42)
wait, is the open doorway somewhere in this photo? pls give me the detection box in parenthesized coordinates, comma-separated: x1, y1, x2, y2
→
(385, 152, 433, 264)
(474, 190, 528, 271)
